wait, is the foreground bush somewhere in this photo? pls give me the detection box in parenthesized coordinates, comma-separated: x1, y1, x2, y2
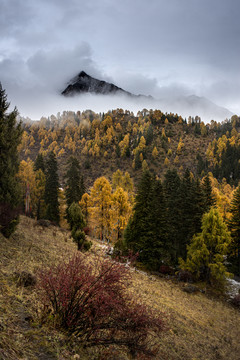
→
(37, 254, 165, 357)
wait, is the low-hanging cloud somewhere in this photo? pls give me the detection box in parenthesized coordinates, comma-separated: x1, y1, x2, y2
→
(1, 0, 240, 121)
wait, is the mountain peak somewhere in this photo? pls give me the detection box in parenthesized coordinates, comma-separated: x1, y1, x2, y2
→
(61, 71, 130, 97)
(78, 71, 89, 78)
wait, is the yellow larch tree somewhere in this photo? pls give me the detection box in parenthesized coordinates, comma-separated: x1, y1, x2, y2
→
(35, 169, 46, 219)
(152, 146, 158, 159)
(142, 159, 148, 172)
(80, 193, 91, 225)
(164, 157, 169, 166)
(112, 187, 132, 241)
(17, 159, 36, 214)
(119, 134, 130, 157)
(177, 137, 184, 154)
(89, 177, 113, 241)
(112, 170, 134, 194)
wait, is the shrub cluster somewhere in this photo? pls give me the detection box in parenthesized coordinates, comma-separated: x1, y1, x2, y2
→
(37, 254, 165, 357)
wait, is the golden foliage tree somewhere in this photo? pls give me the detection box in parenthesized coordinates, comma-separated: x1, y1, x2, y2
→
(112, 187, 132, 241)
(89, 177, 113, 241)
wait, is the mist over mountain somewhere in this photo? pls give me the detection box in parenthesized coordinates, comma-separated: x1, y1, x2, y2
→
(61, 71, 153, 101)
(61, 71, 233, 123)
(62, 71, 131, 96)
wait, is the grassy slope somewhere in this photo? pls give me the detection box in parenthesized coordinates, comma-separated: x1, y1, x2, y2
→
(0, 216, 239, 360)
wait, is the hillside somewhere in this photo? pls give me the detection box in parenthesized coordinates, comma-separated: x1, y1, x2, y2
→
(0, 216, 239, 359)
(18, 109, 214, 188)
(18, 109, 240, 190)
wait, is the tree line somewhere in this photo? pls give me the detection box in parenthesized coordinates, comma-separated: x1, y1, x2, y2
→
(1, 83, 240, 282)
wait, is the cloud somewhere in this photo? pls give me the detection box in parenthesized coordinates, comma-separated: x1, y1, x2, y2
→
(0, 42, 107, 115)
(1, 0, 240, 118)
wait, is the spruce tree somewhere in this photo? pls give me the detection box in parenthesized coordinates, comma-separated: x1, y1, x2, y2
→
(192, 178, 205, 234)
(228, 186, 240, 275)
(44, 151, 60, 224)
(0, 84, 22, 237)
(34, 153, 45, 173)
(163, 169, 182, 263)
(124, 170, 153, 264)
(65, 156, 85, 215)
(148, 179, 169, 267)
(179, 169, 195, 259)
(202, 174, 216, 212)
(68, 202, 91, 251)
(124, 171, 168, 270)
(179, 170, 206, 259)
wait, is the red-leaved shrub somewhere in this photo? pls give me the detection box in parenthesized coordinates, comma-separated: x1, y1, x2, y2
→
(83, 226, 90, 235)
(37, 253, 165, 357)
(159, 265, 175, 275)
(177, 270, 193, 282)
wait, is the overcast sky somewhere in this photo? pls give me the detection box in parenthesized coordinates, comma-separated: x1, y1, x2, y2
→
(0, 0, 240, 119)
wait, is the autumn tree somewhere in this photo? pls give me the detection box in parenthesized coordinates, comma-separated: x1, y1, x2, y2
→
(180, 208, 232, 286)
(0, 84, 22, 237)
(17, 159, 36, 215)
(112, 170, 133, 194)
(80, 193, 90, 225)
(44, 151, 60, 224)
(35, 169, 46, 220)
(112, 187, 132, 241)
(89, 177, 112, 241)
(152, 146, 158, 159)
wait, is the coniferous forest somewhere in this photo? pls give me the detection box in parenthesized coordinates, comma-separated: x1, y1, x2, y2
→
(1, 84, 240, 359)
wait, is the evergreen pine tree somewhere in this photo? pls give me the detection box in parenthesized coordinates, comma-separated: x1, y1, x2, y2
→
(163, 169, 182, 263)
(192, 178, 205, 234)
(65, 156, 85, 213)
(179, 169, 195, 259)
(34, 153, 45, 173)
(228, 186, 240, 275)
(44, 151, 60, 224)
(124, 170, 153, 264)
(148, 179, 169, 267)
(202, 174, 216, 212)
(0, 84, 23, 237)
(134, 151, 142, 170)
(68, 202, 91, 251)
(124, 171, 168, 270)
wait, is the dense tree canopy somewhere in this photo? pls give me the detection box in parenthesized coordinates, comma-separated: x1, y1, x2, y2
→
(228, 186, 240, 275)
(0, 84, 22, 237)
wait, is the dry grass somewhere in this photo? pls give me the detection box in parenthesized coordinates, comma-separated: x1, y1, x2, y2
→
(0, 216, 239, 359)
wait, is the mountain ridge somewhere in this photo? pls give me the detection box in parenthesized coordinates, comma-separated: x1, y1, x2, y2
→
(62, 71, 133, 97)
(61, 71, 233, 122)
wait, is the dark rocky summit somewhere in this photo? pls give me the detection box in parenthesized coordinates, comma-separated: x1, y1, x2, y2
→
(62, 71, 133, 97)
